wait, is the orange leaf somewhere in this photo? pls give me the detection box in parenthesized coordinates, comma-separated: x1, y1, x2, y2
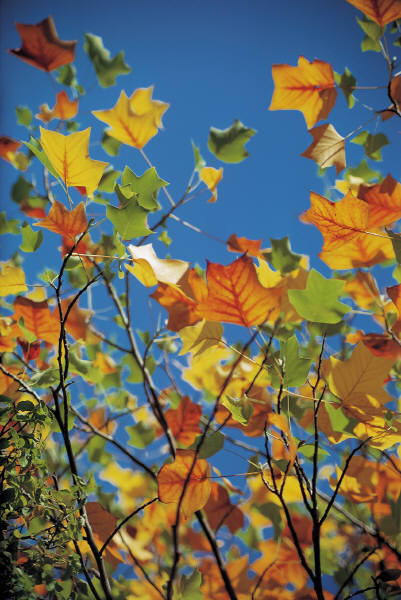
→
(269, 56, 337, 128)
(302, 191, 370, 251)
(0, 136, 21, 163)
(197, 255, 282, 327)
(358, 174, 401, 227)
(199, 166, 223, 202)
(37, 91, 78, 123)
(346, 0, 401, 25)
(60, 298, 92, 340)
(9, 16, 76, 72)
(343, 270, 380, 310)
(13, 297, 59, 345)
(35, 200, 87, 240)
(319, 229, 394, 269)
(362, 333, 401, 359)
(85, 502, 123, 568)
(301, 123, 345, 174)
(382, 75, 401, 120)
(204, 482, 244, 534)
(157, 449, 211, 518)
(164, 396, 202, 446)
(227, 233, 263, 258)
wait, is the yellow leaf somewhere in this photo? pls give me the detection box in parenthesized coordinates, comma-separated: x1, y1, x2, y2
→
(126, 243, 189, 287)
(92, 87, 169, 149)
(179, 319, 223, 357)
(39, 127, 108, 197)
(200, 166, 223, 202)
(0, 264, 27, 297)
(256, 259, 282, 287)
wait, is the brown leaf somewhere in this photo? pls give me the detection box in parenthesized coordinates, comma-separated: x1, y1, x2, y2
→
(9, 16, 77, 72)
(301, 123, 345, 174)
(204, 483, 244, 534)
(164, 396, 202, 446)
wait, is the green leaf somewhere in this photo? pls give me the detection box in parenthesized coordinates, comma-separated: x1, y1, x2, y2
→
(346, 159, 380, 182)
(84, 33, 131, 87)
(197, 431, 224, 458)
(325, 402, 350, 431)
(192, 140, 206, 172)
(181, 571, 203, 600)
(280, 336, 311, 387)
(159, 229, 172, 247)
(30, 368, 60, 388)
(20, 223, 43, 252)
(121, 166, 168, 211)
(101, 132, 122, 157)
(298, 444, 329, 461)
(208, 119, 256, 163)
(385, 228, 401, 265)
(221, 395, 254, 426)
(334, 68, 356, 108)
(107, 191, 152, 240)
(288, 269, 351, 324)
(24, 137, 61, 183)
(269, 236, 302, 275)
(11, 175, 33, 205)
(255, 502, 283, 540)
(16, 400, 35, 412)
(122, 354, 156, 383)
(352, 130, 389, 161)
(0, 212, 19, 235)
(56, 64, 83, 93)
(126, 422, 154, 448)
(357, 16, 385, 42)
(16, 106, 32, 128)
(98, 168, 121, 193)
(66, 120, 80, 133)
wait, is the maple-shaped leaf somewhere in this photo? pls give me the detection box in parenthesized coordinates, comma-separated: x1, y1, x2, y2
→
(346, 0, 401, 25)
(358, 174, 401, 227)
(288, 269, 350, 323)
(164, 396, 202, 446)
(269, 236, 302, 275)
(120, 166, 168, 211)
(0, 264, 27, 297)
(157, 449, 211, 518)
(204, 483, 244, 534)
(107, 195, 152, 240)
(126, 243, 189, 287)
(36, 91, 78, 123)
(13, 296, 60, 345)
(197, 255, 282, 327)
(227, 233, 263, 258)
(199, 167, 223, 202)
(39, 127, 108, 197)
(208, 119, 256, 164)
(301, 123, 345, 174)
(269, 56, 337, 128)
(302, 190, 370, 251)
(334, 67, 357, 108)
(84, 33, 131, 87)
(322, 341, 395, 412)
(320, 229, 394, 269)
(92, 87, 169, 149)
(352, 130, 389, 161)
(178, 320, 223, 357)
(34, 200, 87, 240)
(9, 16, 77, 72)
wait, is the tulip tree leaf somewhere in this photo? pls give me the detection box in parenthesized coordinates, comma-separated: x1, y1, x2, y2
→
(107, 188, 152, 240)
(84, 33, 131, 87)
(121, 166, 168, 211)
(20, 223, 43, 252)
(280, 335, 312, 387)
(351, 131, 389, 161)
(288, 269, 350, 324)
(208, 119, 256, 163)
(269, 236, 302, 275)
(334, 68, 356, 108)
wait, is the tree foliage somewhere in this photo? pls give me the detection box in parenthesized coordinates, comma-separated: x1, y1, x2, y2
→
(2, 2, 401, 599)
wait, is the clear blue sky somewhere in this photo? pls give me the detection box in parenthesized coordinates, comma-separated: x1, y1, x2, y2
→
(1, 0, 399, 274)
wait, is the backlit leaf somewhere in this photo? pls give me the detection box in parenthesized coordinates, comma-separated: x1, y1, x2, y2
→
(35, 200, 87, 240)
(346, 0, 401, 25)
(127, 243, 188, 287)
(199, 167, 223, 202)
(36, 91, 78, 123)
(352, 130, 389, 161)
(13, 296, 59, 345)
(121, 166, 167, 211)
(9, 16, 77, 72)
(227, 233, 263, 258)
(288, 269, 351, 323)
(178, 320, 223, 357)
(107, 196, 152, 240)
(221, 395, 254, 426)
(320, 229, 394, 269)
(334, 67, 356, 108)
(301, 123, 345, 174)
(204, 483, 244, 534)
(269, 56, 337, 128)
(20, 223, 43, 252)
(270, 236, 302, 274)
(157, 449, 211, 518)
(0, 264, 27, 297)
(84, 33, 131, 87)
(358, 174, 401, 227)
(164, 396, 202, 446)
(208, 119, 255, 164)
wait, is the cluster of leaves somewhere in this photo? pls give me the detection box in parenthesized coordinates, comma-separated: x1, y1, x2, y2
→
(2, 1, 401, 599)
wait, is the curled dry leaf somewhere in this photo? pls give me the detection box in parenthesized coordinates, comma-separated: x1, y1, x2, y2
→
(126, 243, 189, 287)
(301, 123, 345, 174)
(157, 449, 211, 518)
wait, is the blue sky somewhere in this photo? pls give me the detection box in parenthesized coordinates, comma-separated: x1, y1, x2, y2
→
(1, 0, 399, 275)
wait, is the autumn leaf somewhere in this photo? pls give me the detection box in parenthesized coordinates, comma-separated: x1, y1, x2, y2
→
(319, 228, 394, 269)
(269, 56, 337, 128)
(36, 91, 78, 123)
(120, 166, 168, 211)
(84, 502, 123, 568)
(199, 167, 223, 202)
(346, 0, 401, 26)
(227, 233, 263, 258)
(39, 127, 108, 197)
(34, 200, 87, 240)
(84, 33, 131, 87)
(343, 270, 380, 310)
(204, 483, 244, 534)
(302, 190, 370, 251)
(358, 174, 401, 227)
(197, 255, 282, 327)
(301, 123, 346, 174)
(13, 296, 60, 345)
(0, 136, 21, 164)
(151, 281, 203, 331)
(0, 264, 27, 297)
(178, 320, 223, 357)
(9, 16, 77, 72)
(92, 87, 169, 149)
(208, 119, 256, 164)
(157, 450, 211, 518)
(382, 75, 401, 120)
(164, 396, 202, 446)
(126, 243, 189, 287)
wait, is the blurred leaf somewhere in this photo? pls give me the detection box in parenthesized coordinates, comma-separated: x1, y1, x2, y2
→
(208, 119, 256, 163)
(84, 33, 131, 87)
